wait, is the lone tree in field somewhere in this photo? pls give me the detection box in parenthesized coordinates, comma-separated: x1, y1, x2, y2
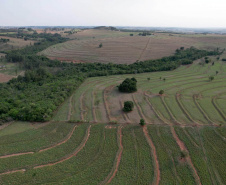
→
(123, 101, 134, 112)
(159, 89, 164, 95)
(139, 119, 145, 126)
(118, 78, 137, 93)
(209, 76, 214, 81)
(99, 43, 103, 48)
(216, 71, 219, 75)
(147, 77, 150, 81)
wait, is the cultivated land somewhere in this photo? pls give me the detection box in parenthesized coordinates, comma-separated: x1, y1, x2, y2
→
(0, 58, 225, 184)
(0, 36, 35, 51)
(40, 29, 226, 64)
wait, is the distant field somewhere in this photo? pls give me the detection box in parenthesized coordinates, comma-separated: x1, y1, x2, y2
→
(40, 29, 226, 64)
(0, 36, 35, 51)
(0, 60, 225, 184)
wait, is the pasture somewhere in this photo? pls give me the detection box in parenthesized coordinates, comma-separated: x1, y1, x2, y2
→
(0, 59, 225, 184)
(40, 29, 226, 64)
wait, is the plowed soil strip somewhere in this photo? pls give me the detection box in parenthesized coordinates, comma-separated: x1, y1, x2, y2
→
(38, 125, 77, 152)
(34, 125, 91, 169)
(0, 152, 34, 159)
(143, 126, 160, 185)
(171, 127, 201, 185)
(102, 126, 123, 184)
(0, 169, 25, 176)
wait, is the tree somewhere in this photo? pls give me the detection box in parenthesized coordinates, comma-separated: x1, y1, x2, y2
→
(99, 43, 103, 48)
(123, 101, 134, 112)
(147, 77, 150, 81)
(209, 76, 214, 81)
(163, 78, 166, 82)
(130, 34, 133, 36)
(216, 71, 219, 75)
(159, 89, 164, 95)
(118, 78, 137, 93)
(139, 119, 145, 126)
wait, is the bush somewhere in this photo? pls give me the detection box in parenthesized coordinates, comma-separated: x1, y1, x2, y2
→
(123, 101, 134, 112)
(209, 76, 214, 81)
(159, 90, 164, 95)
(118, 78, 137, 93)
(139, 119, 145, 126)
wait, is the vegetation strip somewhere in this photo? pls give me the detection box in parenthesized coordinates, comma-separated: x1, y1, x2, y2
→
(34, 125, 91, 169)
(170, 127, 201, 185)
(143, 126, 160, 185)
(132, 94, 149, 123)
(100, 126, 123, 184)
(193, 95, 215, 125)
(38, 125, 77, 152)
(212, 97, 226, 121)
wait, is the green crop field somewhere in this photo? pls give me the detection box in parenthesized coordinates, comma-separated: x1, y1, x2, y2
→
(0, 57, 225, 184)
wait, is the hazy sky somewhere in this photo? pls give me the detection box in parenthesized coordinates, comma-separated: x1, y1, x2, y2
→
(1, 0, 226, 27)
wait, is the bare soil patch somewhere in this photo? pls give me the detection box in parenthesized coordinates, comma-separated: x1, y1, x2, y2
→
(0, 73, 14, 83)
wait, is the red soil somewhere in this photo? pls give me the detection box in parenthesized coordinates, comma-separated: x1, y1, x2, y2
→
(143, 126, 160, 185)
(0, 152, 34, 159)
(0, 169, 25, 176)
(0, 73, 14, 83)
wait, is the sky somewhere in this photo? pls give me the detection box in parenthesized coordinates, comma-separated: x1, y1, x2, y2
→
(1, 0, 226, 28)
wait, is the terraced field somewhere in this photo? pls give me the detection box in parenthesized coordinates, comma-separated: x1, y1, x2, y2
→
(0, 59, 225, 184)
(40, 29, 226, 64)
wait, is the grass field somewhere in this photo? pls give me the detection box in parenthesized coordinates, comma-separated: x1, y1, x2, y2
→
(0, 58, 225, 184)
(39, 29, 226, 64)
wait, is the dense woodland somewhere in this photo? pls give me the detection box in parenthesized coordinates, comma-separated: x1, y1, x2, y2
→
(0, 33, 221, 122)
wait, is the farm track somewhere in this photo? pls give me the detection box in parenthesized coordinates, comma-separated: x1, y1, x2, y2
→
(101, 126, 123, 184)
(143, 126, 160, 185)
(170, 127, 202, 185)
(138, 37, 151, 61)
(33, 125, 91, 169)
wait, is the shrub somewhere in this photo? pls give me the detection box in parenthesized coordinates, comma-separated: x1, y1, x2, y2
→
(123, 101, 134, 112)
(209, 76, 214, 81)
(118, 78, 137, 93)
(139, 119, 145, 126)
(159, 90, 164, 95)
(99, 43, 102, 48)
